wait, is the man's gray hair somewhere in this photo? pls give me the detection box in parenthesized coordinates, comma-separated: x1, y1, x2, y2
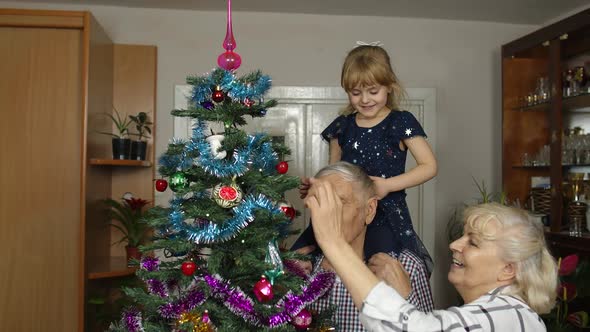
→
(315, 161, 376, 199)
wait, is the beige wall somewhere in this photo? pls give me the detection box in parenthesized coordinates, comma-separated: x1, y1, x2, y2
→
(0, 1, 538, 308)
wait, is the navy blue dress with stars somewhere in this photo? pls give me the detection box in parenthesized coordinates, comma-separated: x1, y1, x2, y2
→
(292, 110, 433, 273)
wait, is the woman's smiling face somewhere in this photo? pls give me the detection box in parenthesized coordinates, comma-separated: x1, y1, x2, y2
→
(448, 219, 510, 300)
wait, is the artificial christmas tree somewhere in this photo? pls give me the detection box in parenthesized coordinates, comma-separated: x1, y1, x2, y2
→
(108, 1, 335, 331)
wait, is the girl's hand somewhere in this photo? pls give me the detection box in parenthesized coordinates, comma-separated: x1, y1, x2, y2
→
(299, 177, 311, 199)
(368, 253, 412, 299)
(369, 176, 391, 200)
(304, 178, 346, 247)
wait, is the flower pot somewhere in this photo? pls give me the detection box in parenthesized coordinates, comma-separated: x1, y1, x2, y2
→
(112, 138, 131, 160)
(130, 141, 148, 160)
(125, 246, 142, 266)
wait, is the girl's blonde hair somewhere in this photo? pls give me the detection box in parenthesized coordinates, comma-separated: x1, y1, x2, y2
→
(463, 203, 557, 314)
(340, 45, 406, 115)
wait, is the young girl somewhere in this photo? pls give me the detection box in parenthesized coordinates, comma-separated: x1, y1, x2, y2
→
(292, 44, 437, 272)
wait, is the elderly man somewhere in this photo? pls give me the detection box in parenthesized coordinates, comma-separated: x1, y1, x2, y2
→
(302, 161, 433, 331)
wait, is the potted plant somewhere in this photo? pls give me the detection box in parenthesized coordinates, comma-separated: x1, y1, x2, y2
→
(99, 107, 133, 160)
(128, 111, 153, 161)
(542, 254, 590, 331)
(446, 177, 508, 243)
(103, 195, 151, 265)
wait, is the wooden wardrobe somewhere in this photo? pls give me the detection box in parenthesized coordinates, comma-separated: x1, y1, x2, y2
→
(0, 9, 157, 331)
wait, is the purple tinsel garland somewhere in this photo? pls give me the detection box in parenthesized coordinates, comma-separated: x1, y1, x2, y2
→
(158, 289, 207, 319)
(129, 265, 334, 329)
(283, 259, 309, 279)
(141, 256, 160, 272)
(122, 307, 144, 332)
(203, 272, 335, 327)
(147, 279, 169, 298)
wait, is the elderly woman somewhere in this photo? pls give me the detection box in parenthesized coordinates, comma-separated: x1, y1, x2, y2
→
(305, 162, 433, 330)
(305, 180, 557, 332)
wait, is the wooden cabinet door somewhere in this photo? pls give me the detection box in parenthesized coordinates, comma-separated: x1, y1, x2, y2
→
(0, 26, 82, 332)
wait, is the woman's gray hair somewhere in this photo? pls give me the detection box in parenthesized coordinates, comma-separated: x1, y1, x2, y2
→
(315, 161, 376, 199)
(463, 203, 557, 314)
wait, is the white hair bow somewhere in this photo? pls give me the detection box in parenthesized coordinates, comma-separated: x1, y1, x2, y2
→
(355, 41, 384, 47)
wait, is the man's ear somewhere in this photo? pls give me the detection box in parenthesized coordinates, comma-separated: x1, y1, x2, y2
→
(498, 262, 516, 282)
(365, 196, 378, 226)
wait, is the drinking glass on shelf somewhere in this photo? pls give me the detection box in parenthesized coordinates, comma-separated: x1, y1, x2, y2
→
(526, 92, 535, 106)
(574, 66, 587, 94)
(535, 77, 550, 102)
(569, 215, 584, 237)
(521, 152, 530, 166)
(541, 144, 550, 166)
(563, 149, 574, 165)
(564, 69, 574, 97)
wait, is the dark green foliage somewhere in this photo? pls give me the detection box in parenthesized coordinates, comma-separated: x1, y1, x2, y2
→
(110, 68, 334, 331)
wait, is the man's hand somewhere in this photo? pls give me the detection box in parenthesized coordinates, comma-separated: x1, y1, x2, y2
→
(305, 178, 346, 247)
(368, 253, 412, 299)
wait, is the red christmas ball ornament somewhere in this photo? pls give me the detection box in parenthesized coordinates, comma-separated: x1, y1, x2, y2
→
(292, 308, 312, 330)
(213, 182, 243, 208)
(181, 261, 197, 276)
(279, 201, 296, 221)
(276, 161, 289, 174)
(219, 186, 238, 200)
(243, 97, 255, 108)
(155, 179, 168, 192)
(253, 276, 274, 302)
(212, 89, 225, 103)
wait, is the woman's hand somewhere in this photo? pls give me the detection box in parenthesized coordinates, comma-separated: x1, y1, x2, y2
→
(305, 177, 346, 247)
(299, 177, 311, 199)
(368, 253, 412, 299)
(369, 176, 392, 200)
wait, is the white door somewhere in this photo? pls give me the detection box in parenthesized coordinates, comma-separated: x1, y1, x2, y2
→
(173, 86, 436, 253)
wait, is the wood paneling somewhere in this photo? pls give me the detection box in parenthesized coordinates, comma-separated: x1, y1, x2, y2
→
(0, 26, 82, 332)
(502, 58, 550, 206)
(0, 9, 157, 330)
(0, 9, 84, 28)
(83, 12, 114, 330)
(84, 11, 113, 265)
(110, 44, 157, 258)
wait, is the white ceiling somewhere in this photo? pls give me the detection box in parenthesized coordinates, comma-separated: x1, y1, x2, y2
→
(13, 0, 590, 25)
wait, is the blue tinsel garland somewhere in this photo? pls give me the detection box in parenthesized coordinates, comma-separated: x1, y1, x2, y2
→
(168, 194, 281, 244)
(159, 120, 278, 177)
(190, 68, 272, 105)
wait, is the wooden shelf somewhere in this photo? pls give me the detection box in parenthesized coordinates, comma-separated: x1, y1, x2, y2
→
(513, 163, 590, 169)
(89, 159, 152, 167)
(545, 231, 590, 257)
(87, 257, 137, 280)
(510, 93, 590, 112)
(512, 101, 550, 112)
(512, 165, 550, 169)
(563, 92, 590, 111)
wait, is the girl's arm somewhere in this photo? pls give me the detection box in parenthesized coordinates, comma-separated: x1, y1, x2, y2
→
(371, 136, 437, 199)
(328, 138, 342, 164)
